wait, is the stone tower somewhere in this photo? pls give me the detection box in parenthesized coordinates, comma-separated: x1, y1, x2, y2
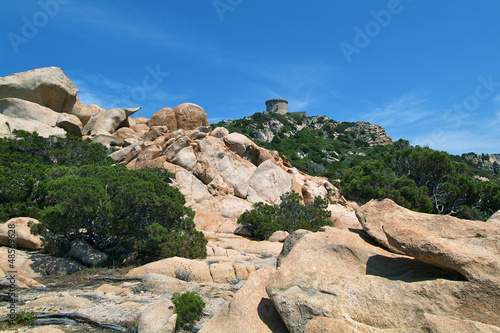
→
(265, 98, 288, 115)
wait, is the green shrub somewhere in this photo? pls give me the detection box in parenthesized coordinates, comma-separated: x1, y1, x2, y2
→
(31, 165, 207, 264)
(238, 191, 332, 240)
(238, 202, 278, 240)
(0, 131, 207, 265)
(7, 310, 35, 327)
(0, 130, 113, 168)
(172, 291, 205, 329)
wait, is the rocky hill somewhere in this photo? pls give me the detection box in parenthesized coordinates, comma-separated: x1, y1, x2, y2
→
(462, 152, 500, 175)
(0, 67, 499, 332)
(215, 112, 393, 175)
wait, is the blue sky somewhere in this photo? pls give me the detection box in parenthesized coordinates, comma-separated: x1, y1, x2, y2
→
(1, 0, 500, 155)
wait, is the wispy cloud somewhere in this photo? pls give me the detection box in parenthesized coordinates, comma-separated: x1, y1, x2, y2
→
(72, 73, 186, 114)
(62, 3, 171, 42)
(494, 94, 500, 125)
(363, 94, 432, 127)
(414, 128, 500, 155)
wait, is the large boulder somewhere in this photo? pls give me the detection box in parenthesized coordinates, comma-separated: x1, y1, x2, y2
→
(211, 126, 229, 138)
(68, 239, 109, 266)
(357, 199, 500, 286)
(141, 273, 196, 294)
(200, 268, 288, 333)
(172, 146, 197, 171)
(126, 256, 213, 283)
(163, 163, 212, 205)
(194, 136, 256, 199)
(0, 98, 60, 126)
(172, 103, 209, 130)
(0, 247, 82, 278)
(89, 134, 124, 148)
(276, 229, 312, 267)
(224, 132, 258, 159)
(149, 107, 177, 130)
(0, 217, 42, 250)
(112, 127, 141, 144)
(267, 205, 500, 332)
(0, 67, 78, 114)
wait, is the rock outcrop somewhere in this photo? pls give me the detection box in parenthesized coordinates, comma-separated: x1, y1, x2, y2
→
(149, 107, 177, 130)
(137, 300, 177, 333)
(0, 67, 78, 114)
(106, 115, 345, 233)
(266, 200, 500, 332)
(68, 239, 109, 267)
(0, 68, 140, 140)
(0, 67, 346, 236)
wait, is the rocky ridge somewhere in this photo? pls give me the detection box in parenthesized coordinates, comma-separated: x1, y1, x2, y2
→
(0, 67, 499, 332)
(462, 152, 500, 175)
(219, 113, 393, 147)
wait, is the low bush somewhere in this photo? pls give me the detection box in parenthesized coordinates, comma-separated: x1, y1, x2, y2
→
(172, 291, 205, 330)
(237, 191, 332, 240)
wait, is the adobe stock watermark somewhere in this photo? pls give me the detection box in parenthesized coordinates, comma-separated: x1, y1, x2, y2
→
(340, 0, 412, 64)
(7, 0, 70, 54)
(213, 0, 243, 22)
(115, 64, 170, 107)
(429, 74, 500, 146)
(6, 223, 18, 320)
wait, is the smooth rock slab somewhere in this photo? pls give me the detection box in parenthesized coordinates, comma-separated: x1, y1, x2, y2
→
(0, 98, 60, 126)
(266, 226, 500, 333)
(137, 300, 176, 333)
(357, 199, 500, 285)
